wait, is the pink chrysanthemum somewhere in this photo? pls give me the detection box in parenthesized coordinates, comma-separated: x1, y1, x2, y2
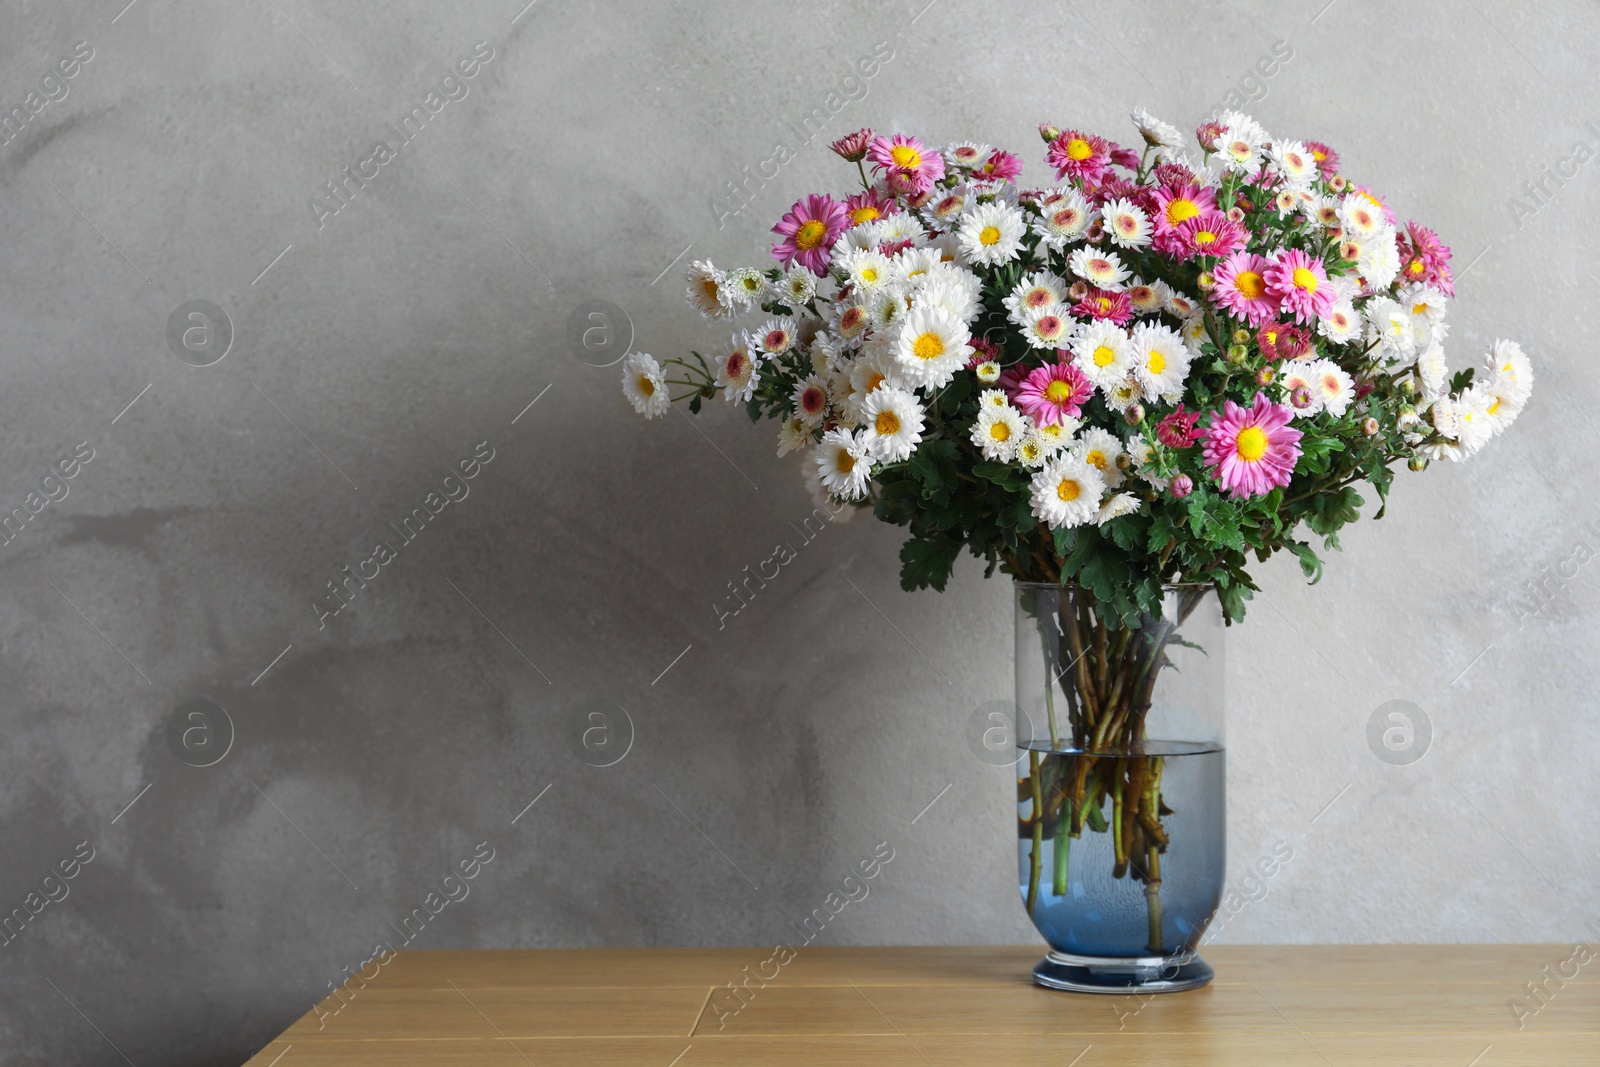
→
(1013, 361, 1093, 427)
(1109, 143, 1142, 171)
(1071, 287, 1134, 326)
(1211, 251, 1279, 326)
(1046, 129, 1111, 184)
(1194, 121, 1226, 151)
(866, 134, 945, 196)
(1154, 160, 1203, 187)
(844, 189, 899, 227)
(1305, 140, 1339, 178)
(829, 127, 874, 162)
(1264, 249, 1335, 323)
(1174, 210, 1246, 260)
(771, 194, 850, 275)
(1396, 221, 1454, 295)
(1152, 182, 1218, 233)
(1202, 393, 1303, 499)
(1156, 405, 1201, 448)
(975, 149, 1024, 183)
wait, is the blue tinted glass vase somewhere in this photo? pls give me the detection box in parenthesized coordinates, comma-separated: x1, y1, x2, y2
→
(1014, 582, 1225, 993)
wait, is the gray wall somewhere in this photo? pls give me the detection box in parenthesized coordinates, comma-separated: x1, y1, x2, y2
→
(2, 0, 1597, 1063)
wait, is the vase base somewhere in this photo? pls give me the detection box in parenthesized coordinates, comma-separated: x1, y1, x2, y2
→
(1031, 949, 1213, 994)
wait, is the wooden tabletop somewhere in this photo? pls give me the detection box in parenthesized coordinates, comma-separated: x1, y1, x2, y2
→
(245, 944, 1598, 1065)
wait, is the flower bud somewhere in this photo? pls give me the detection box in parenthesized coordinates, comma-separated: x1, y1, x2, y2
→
(1115, 452, 1133, 471)
(1170, 474, 1194, 499)
(1256, 366, 1276, 387)
(1330, 174, 1348, 192)
(1226, 206, 1246, 224)
(1399, 377, 1417, 395)
(1232, 328, 1251, 344)
(1226, 343, 1249, 365)
(1362, 417, 1380, 436)
(1197, 271, 1216, 291)
(1290, 384, 1313, 409)
(1123, 403, 1145, 426)
(1408, 455, 1428, 471)
(1067, 280, 1090, 301)
(1339, 241, 1360, 261)
(1039, 123, 1061, 143)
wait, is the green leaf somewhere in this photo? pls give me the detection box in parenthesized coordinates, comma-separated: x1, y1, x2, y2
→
(1287, 540, 1323, 583)
(899, 534, 961, 592)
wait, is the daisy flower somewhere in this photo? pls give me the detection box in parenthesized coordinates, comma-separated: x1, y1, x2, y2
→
(1479, 377, 1525, 436)
(1074, 427, 1126, 487)
(945, 141, 991, 170)
(1365, 299, 1417, 359)
(1095, 492, 1142, 524)
(717, 333, 762, 402)
(1265, 249, 1334, 324)
(1487, 339, 1533, 402)
(915, 275, 982, 326)
(1276, 363, 1324, 418)
(1102, 197, 1153, 249)
(866, 133, 946, 195)
(1152, 183, 1217, 235)
(1401, 284, 1450, 324)
(861, 385, 926, 461)
(815, 428, 873, 500)
(843, 188, 899, 228)
(1211, 251, 1278, 326)
(979, 387, 1012, 410)
(894, 305, 972, 389)
(957, 202, 1026, 266)
(922, 187, 971, 229)
(771, 194, 850, 275)
(835, 246, 893, 292)
(776, 416, 812, 456)
(1030, 453, 1107, 529)
(1339, 194, 1385, 238)
(1034, 420, 1076, 453)
(726, 267, 770, 307)
(1019, 304, 1073, 350)
(1129, 322, 1192, 403)
(1031, 189, 1094, 250)
(867, 289, 907, 333)
(1072, 287, 1135, 326)
(1452, 386, 1495, 455)
(1070, 321, 1135, 391)
(1305, 358, 1356, 417)
(1396, 221, 1453, 293)
(975, 149, 1024, 183)
(1004, 272, 1071, 321)
(850, 347, 898, 401)
(1046, 129, 1112, 183)
(972, 403, 1028, 461)
(1217, 124, 1265, 175)
(1014, 361, 1093, 427)
(780, 264, 817, 307)
(1015, 432, 1048, 468)
(831, 299, 871, 346)
(686, 260, 733, 317)
(1317, 301, 1361, 344)
(1415, 342, 1450, 401)
(1306, 140, 1340, 177)
(1202, 393, 1304, 498)
(1166, 291, 1200, 318)
(893, 247, 945, 287)
(754, 317, 798, 359)
(1126, 279, 1165, 315)
(975, 360, 1001, 384)
(1175, 210, 1246, 260)
(1131, 108, 1183, 148)
(1356, 231, 1402, 291)
(621, 353, 670, 418)
(1068, 246, 1131, 290)
(1271, 140, 1319, 188)
(791, 373, 831, 429)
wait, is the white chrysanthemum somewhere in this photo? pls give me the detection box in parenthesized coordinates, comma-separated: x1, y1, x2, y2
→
(1074, 427, 1125, 488)
(867, 289, 908, 333)
(1126, 278, 1165, 316)
(836, 246, 894, 292)
(921, 186, 971, 230)
(1271, 140, 1318, 188)
(945, 141, 992, 170)
(849, 346, 898, 400)
(1131, 107, 1183, 148)
(1016, 431, 1049, 468)
(868, 213, 927, 247)
(810, 332, 840, 374)
(791, 373, 831, 429)
(1030, 454, 1106, 530)
(1166, 291, 1200, 318)
(1429, 395, 1461, 440)
(1103, 197, 1153, 249)
(957, 202, 1026, 266)
(1357, 230, 1401, 290)
(1129, 322, 1191, 402)
(1004, 271, 1071, 321)
(979, 387, 1011, 410)
(1020, 304, 1073, 350)
(1178, 312, 1210, 348)
(1277, 363, 1325, 418)
(828, 362, 862, 426)
(1365, 299, 1416, 358)
(815, 428, 872, 500)
(974, 360, 1001, 384)
(1127, 433, 1169, 491)
(717, 333, 761, 403)
(1453, 386, 1496, 455)
(1401, 284, 1449, 324)
(831, 298, 872, 346)
(894, 306, 971, 389)
(779, 264, 817, 307)
(1480, 377, 1525, 436)
(1107, 378, 1143, 409)
(1487, 339, 1533, 403)
(1070, 321, 1134, 391)
(971, 404, 1027, 461)
(1096, 492, 1142, 525)
(893, 247, 945, 286)
(914, 273, 981, 324)
(1034, 419, 1077, 454)
(1305, 358, 1356, 418)
(861, 385, 926, 461)
(1415, 342, 1450, 400)
(1339, 194, 1385, 238)
(1217, 124, 1265, 175)
(1068, 246, 1131, 290)
(1317, 301, 1361, 344)
(753, 317, 797, 359)
(1215, 110, 1268, 144)
(777, 416, 812, 457)
(621, 353, 670, 418)
(1031, 189, 1094, 250)
(925, 231, 961, 264)
(686, 260, 733, 317)
(726, 266, 770, 308)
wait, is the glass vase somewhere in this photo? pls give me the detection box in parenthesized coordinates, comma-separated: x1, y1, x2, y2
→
(1014, 581, 1225, 993)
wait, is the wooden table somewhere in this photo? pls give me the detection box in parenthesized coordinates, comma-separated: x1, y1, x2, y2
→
(245, 945, 1598, 1065)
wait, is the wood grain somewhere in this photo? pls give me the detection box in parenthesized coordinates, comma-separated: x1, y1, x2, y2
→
(243, 945, 1600, 1066)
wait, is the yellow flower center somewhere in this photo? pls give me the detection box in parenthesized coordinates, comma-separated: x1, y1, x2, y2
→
(1487, 398, 1501, 415)
(1066, 138, 1092, 161)
(1265, 330, 1278, 345)
(875, 410, 902, 435)
(1045, 380, 1074, 403)
(1094, 297, 1111, 314)
(1235, 271, 1266, 299)
(990, 421, 1011, 442)
(891, 144, 922, 168)
(1093, 345, 1116, 367)
(795, 219, 828, 250)
(835, 450, 855, 474)
(1056, 477, 1081, 501)
(1147, 350, 1166, 375)
(912, 332, 945, 361)
(860, 267, 879, 283)
(1086, 450, 1106, 470)
(851, 206, 881, 224)
(979, 225, 1002, 246)
(1407, 260, 1425, 275)
(639, 376, 654, 396)
(1412, 302, 1428, 315)
(1165, 199, 1200, 226)
(1194, 230, 1217, 246)
(1236, 426, 1268, 462)
(701, 279, 719, 300)
(1292, 267, 1319, 292)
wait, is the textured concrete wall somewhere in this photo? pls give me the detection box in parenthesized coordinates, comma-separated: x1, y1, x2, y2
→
(1, 0, 1596, 1062)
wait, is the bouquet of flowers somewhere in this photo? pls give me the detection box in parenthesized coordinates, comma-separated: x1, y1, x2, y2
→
(624, 110, 1530, 623)
(622, 109, 1532, 949)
